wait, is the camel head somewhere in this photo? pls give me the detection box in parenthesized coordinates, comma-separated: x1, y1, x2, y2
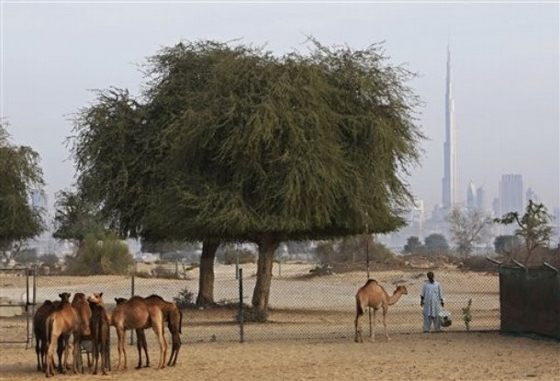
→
(58, 292, 71, 302)
(395, 285, 408, 295)
(88, 292, 104, 306)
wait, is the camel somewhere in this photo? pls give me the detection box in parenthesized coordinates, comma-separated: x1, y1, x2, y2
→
(71, 293, 92, 373)
(138, 295, 182, 367)
(33, 300, 57, 372)
(87, 293, 111, 375)
(34, 300, 65, 373)
(354, 279, 408, 343)
(45, 293, 77, 377)
(111, 296, 167, 371)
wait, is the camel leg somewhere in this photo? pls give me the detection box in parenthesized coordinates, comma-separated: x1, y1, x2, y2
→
(354, 312, 363, 343)
(154, 322, 167, 369)
(168, 332, 181, 366)
(116, 327, 123, 371)
(46, 332, 60, 378)
(135, 329, 143, 369)
(382, 307, 390, 341)
(371, 309, 376, 342)
(72, 335, 80, 374)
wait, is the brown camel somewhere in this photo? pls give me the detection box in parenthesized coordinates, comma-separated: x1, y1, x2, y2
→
(71, 293, 92, 373)
(138, 295, 182, 367)
(45, 293, 77, 377)
(111, 296, 167, 370)
(34, 300, 66, 373)
(33, 300, 56, 371)
(354, 280, 408, 343)
(87, 293, 111, 375)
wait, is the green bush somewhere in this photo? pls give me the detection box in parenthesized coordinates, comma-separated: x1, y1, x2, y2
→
(173, 287, 197, 309)
(66, 234, 134, 275)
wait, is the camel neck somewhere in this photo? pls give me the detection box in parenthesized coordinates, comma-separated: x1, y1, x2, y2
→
(388, 291, 403, 306)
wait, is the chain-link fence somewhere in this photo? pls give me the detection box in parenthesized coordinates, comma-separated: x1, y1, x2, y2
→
(13, 248, 506, 345)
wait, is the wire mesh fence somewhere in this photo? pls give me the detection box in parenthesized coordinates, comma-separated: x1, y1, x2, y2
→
(5, 249, 505, 346)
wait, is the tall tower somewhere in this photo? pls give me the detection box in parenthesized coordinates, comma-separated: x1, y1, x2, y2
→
(442, 45, 457, 209)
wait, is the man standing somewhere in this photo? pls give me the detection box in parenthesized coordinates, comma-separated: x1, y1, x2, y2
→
(421, 271, 444, 332)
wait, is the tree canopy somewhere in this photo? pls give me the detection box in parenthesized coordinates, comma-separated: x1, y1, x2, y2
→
(70, 39, 424, 311)
(0, 123, 45, 261)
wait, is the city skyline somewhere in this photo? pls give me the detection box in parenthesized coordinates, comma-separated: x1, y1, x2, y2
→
(2, 2, 559, 222)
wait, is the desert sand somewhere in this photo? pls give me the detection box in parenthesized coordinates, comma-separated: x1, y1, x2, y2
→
(1, 265, 558, 380)
(0, 331, 558, 380)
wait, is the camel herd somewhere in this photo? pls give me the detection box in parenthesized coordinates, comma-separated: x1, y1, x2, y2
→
(31, 278, 407, 377)
(33, 292, 182, 378)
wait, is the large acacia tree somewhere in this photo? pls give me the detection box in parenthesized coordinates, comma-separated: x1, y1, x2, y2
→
(0, 123, 44, 261)
(71, 40, 423, 312)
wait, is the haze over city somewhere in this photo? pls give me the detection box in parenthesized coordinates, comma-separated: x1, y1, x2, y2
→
(2, 2, 559, 230)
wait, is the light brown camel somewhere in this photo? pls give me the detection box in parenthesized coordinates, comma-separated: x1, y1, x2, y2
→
(139, 295, 182, 367)
(71, 292, 92, 373)
(111, 296, 167, 370)
(45, 293, 77, 377)
(354, 279, 408, 343)
(87, 293, 111, 375)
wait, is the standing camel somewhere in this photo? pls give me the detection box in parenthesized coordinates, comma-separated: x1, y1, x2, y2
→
(111, 296, 167, 370)
(71, 293, 92, 373)
(354, 280, 408, 342)
(140, 295, 182, 367)
(33, 300, 56, 371)
(45, 293, 77, 377)
(87, 293, 111, 375)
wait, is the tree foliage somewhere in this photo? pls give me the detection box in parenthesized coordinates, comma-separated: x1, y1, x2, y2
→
(424, 233, 450, 254)
(0, 123, 45, 260)
(53, 189, 105, 246)
(403, 236, 423, 254)
(447, 208, 492, 256)
(494, 200, 555, 265)
(69, 39, 423, 312)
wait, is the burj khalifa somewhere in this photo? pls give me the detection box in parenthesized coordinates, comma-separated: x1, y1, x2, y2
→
(442, 45, 457, 209)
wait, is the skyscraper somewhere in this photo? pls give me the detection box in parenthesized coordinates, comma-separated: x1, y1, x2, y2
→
(499, 174, 524, 216)
(442, 45, 457, 209)
(467, 180, 477, 209)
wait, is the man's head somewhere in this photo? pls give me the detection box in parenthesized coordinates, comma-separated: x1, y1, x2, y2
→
(427, 271, 435, 283)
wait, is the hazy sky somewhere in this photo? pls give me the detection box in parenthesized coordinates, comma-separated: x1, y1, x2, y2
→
(2, 1, 559, 217)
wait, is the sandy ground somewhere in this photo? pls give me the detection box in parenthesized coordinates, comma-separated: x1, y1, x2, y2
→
(0, 331, 558, 380)
(2, 265, 556, 380)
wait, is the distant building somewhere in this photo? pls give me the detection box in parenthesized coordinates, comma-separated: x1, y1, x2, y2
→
(526, 187, 540, 204)
(476, 186, 486, 211)
(467, 180, 477, 209)
(499, 174, 524, 215)
(441, 45, 458, 210)
(499, 174, 523, 235)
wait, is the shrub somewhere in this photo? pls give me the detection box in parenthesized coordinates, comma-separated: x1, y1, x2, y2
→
(173, 287, 197, 309)
(66, 234, 134, 275)
(460, 255, 496, 273)
(222, 247, 256, 265)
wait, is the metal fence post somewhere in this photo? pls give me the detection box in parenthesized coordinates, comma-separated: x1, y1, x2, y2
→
(130, 262, 136, 345)
(238, 268, 244, 343)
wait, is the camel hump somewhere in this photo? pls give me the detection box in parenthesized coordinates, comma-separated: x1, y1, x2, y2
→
(365, 279, 378, 286)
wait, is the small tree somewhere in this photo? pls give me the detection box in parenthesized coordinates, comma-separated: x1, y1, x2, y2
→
(424, 233, 450, 254)
(494, 200, 555, 265)
(447, 208, 493, 256)
(403, 236, 423, 254)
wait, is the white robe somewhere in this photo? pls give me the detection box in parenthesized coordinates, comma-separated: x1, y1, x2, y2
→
(421, 280, 443, 317)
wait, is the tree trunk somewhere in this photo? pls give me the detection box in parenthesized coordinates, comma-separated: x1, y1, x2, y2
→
(196, 239, 220, 306)
(252, 235, 280, 314)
